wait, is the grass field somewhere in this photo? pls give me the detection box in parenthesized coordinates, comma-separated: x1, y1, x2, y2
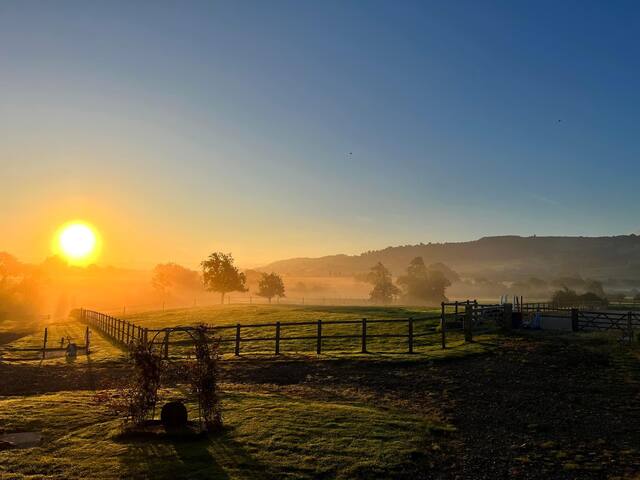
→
(119, 304, 482, 356)
(2, 304, 639, 478)
(0, 386, 448, 480)
(0, 321, 125, 364)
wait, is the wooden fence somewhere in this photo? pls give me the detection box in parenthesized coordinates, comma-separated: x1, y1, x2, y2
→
(573, 309, 640, 335)
(73, 302, 506, 358)
(523, 307, 639, 338)
(0, 326, 90, 361)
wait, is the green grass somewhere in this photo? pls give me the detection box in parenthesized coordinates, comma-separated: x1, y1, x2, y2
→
(125, 304, 441, 328)
(0, 388, 448, 479)
(1, 321, 125, 364)
(121, 304, 481, 356)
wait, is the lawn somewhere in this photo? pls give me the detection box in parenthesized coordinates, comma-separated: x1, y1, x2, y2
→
(0, 387, 449, 480)
(119, 304, 482, 356)
(0, 320, 125, 364)
(4, 305, 637, 478)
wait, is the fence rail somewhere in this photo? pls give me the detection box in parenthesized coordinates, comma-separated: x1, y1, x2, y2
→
(0, 325, 90, 361)
(73, 302, 506, 357)
(574, 310, 640, 334)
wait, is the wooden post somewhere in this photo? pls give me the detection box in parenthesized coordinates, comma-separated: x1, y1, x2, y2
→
(235, 324, 241, 356)
(503, 303, 513, 332)
(361, 318, 367, 353)
(316, 319, 322, 354)
(164, 331, 170, 359)
(474, 300, 478, 325)
(571, 308, 579, 332)
(464, 305, 473, 342)
(143, 328, 148, 347)
(275, 322, 281, 355)
(85, 327, 90, 355)
(42, 327, 48, 359)
(627, 311, 633, 342)
(440, 302, 446, 349)
(408, 317, 414, 353)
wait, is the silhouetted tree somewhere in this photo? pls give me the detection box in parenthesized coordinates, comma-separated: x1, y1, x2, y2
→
(427, 262, 460, 283)
(201, 252, 247, 304)
(551, 287, 607, 307)
(367, 262, 400, 304)
(151, 263, 201, 298)
(584, 279, 605, 297)
(256, 272, 285, 303)
(397, 257, 450, 304)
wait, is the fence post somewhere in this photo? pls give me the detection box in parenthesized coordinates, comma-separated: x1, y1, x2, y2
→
(627, 311, 633, 342)
(316, 319, 322, 354)
(143, 328, 148, 347)
(42, 327, 48, 360)
(164, 331, 170, 359)
(571, 308, 579, 332)
(408, 317, 414, 353)
(235, 324, 241, 356)
(85, 327, 90, 355)
(275, 322, 281, 355)
(502, 303, 513, 332)
(361, 318, 367, 353)
(440, 302, 446, 349)
(464, 305, 473, 342)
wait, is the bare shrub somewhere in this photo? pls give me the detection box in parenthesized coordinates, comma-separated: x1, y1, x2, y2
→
(95, 341, 163, 425)
(188, 326, 223, 431)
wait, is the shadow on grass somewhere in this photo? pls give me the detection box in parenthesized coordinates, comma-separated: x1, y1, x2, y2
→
(118, 427, 269, 480)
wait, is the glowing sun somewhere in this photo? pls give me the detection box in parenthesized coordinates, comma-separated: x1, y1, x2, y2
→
(54, 221, 100, 265)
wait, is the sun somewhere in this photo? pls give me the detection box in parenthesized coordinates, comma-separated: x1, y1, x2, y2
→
(54, 221, 100, 265)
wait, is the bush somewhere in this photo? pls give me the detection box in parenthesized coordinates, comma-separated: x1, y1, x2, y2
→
(187, 326, 223, 431)
(95, 341, 163, 425)
(550, 287, 608, 307)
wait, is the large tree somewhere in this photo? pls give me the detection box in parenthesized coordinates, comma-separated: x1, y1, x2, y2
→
(151, 263, 201, 298)
(397, 257, 450, 304)
(367, 262, 400, 304)
(256, 272, 286, 304)
(201, 252, 247, 304)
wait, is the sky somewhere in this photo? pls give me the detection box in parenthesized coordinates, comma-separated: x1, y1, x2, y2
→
(1, 0, 639, 268)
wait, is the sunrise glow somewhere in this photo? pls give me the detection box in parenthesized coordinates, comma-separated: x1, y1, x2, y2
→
(54, 222, 100, 265)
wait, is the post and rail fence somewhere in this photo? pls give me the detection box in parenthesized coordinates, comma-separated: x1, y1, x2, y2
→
(72, 298, 638, 360)
(73, 301, 507, 358)
(0, 325, 90, 361)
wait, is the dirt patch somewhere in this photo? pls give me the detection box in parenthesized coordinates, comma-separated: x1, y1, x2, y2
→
(0, 431, 42, 449)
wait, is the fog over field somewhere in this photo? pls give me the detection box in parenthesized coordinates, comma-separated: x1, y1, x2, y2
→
(4, 234, 640, 324)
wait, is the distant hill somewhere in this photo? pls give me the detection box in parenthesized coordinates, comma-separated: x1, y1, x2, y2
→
(262, 235, 640, 281)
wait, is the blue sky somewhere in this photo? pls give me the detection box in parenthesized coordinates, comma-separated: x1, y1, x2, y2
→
(1, 1, 639, 266)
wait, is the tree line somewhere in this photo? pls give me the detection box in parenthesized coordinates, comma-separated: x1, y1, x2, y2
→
(152, 253, 452, 306)
(366, 256, 450, 305)
(153, 252, 285, 304)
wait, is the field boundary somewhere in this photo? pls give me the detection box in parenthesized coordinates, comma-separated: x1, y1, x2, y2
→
(72, 303, 506, 357)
